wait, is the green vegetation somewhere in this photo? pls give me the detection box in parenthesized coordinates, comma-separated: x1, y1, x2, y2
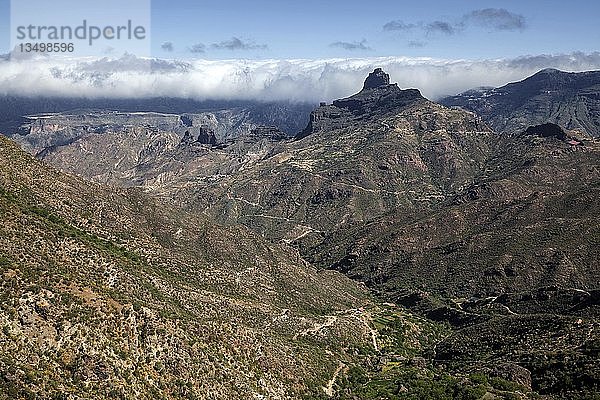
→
(340, 366, 489, 399)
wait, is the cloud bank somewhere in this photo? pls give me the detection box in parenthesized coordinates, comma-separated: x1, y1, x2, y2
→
(1, 52, 600, 102)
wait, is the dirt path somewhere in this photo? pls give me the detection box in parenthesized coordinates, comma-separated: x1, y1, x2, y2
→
(322, 362, 345, 397)
(281, 225, 323, 244)
(360, 312, 379, 352)
(294, 316, 338, 339)
(335, 308, 380, 351)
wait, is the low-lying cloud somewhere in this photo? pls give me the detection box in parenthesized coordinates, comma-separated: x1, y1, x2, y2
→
(1, 52, 600, 102)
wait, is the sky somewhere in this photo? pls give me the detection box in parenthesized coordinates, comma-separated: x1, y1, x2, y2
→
(0, 0, 599, 100)
(149, 0, 598, 59)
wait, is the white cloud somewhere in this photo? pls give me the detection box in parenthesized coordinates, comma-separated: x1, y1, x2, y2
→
(1, 52, 600, 101)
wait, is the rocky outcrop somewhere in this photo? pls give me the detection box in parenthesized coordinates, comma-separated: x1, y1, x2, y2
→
(196, 127, 218, 145)
(333, 68, 424, 115)
(333, 85, 424, 115)
(297, 104, 354, 139)
(525, 122, 568, 140)
(299, 68, 426, 138)
(181, 127, 218, 146)
(363, 67, 390, 89)
(247, 126, 288, 141)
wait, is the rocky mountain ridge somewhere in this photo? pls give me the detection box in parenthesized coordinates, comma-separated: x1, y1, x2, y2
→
(14, 108, 284, 154)
(440, 68, 600, 137)
(2, 68, 599, 398)
(9, 109, 294, 187)
(0, 97, 314, 139)
(298, 68, 426, 139)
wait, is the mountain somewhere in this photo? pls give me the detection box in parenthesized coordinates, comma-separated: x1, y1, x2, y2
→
(440, 68, 600, 137)
(3, 69, 600, 398)
(10, 110, 298, 188)
(2, 97, 315, 188)
(311, 122, 600, 296)
(298, 68, 427, 139)
(0, 96, 314, 139)
(0, 134, 539, 399)
(179, 71, 599, 397)
(182, 70, 493, 246)
(0, 135, 376, 398)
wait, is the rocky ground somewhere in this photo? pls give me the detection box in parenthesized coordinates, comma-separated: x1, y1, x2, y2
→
(0, 135, 371, 399)
(2, 68, 599, 398)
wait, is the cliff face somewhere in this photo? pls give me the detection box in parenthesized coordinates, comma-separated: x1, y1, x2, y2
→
(299, 69, 426, 138)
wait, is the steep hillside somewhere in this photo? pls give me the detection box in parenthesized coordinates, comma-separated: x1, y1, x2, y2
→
(0, 135, 538, 400)
(3, 69, 600, 398)
(311, 126, 600, 297)
(0, 135, 374, 399)
(440, 69, 600, 137)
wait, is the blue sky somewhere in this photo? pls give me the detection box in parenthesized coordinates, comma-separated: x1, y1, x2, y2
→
(1, 0, 599, 59)
(150, 0, 599, 59)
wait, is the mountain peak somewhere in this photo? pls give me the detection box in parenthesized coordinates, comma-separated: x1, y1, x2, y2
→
(363, 68, 391, 90)
(298, 69, 426, 138)
(330, 68, 423, 115)
(441, 68, 600, 137)
(536, 68, 563, 75)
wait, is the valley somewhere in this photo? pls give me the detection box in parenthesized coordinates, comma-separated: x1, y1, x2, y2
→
(1, 68, 599, 399)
